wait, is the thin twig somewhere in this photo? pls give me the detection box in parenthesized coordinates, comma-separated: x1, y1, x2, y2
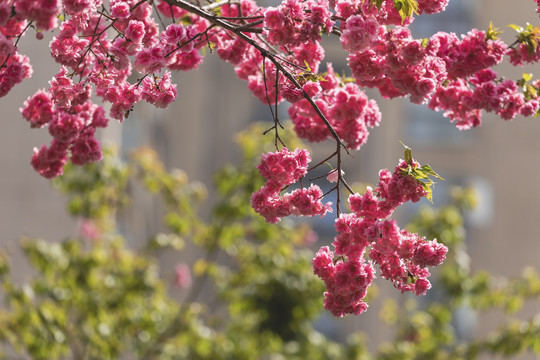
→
(164, 24, 216, 58)
(308, 151, 337, 172)
(152, 0, 169, 30)
(336, 141, 342, 216)
(341, 177, 355, 195)
(202, 0, 238, 10)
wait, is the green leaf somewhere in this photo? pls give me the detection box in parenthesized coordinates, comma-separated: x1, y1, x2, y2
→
(508, 24, 523, 32)
(393, 0, 418, 23)
(486, 21, 502, 40)
(419, 164, 444, 180)
(303, 60, 311, 73)
(400, 141, 413, 165)
(398, 144, 443, 203)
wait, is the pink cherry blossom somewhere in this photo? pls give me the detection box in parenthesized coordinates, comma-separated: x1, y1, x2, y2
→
(174, 263, 192, 288)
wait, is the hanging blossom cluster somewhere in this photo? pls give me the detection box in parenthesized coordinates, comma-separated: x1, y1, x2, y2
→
(429, 69, 540, 129)
(251, 148, 332, 224)
(313, 157, 447, 317)
(288, 64, 382, 150)
(22, 70, 106, 178)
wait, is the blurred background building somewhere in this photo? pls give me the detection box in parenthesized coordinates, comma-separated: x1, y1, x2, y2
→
(1, 0, 539, 357)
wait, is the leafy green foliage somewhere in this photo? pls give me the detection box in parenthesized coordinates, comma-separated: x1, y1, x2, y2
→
(52, 146, 129, 222)
(0, 236, 178, 360)
(486, 21, 502, 41)
(392, 0, 418, 23)
(509, 23, 540, 53)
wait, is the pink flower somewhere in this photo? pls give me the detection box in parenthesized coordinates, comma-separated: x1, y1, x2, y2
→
(21, 90, 55, 128)
(0, 34, 15, 57)
(140, 71, 177, 108)
(15, 0, 60, 30)
(264, 8, 285, 30)
(49, 111, 85, 142)
(31, 140, 68, 179)
(414, 278, 432, 295)
(134, 45, 167, 74)
(327, 169, 343, 183)
(70, 131, 102, 165)
(417, 0, 449, 14)
(0, 2, 11, 26)
(340, 15, 380, 52)
(282, 84, 304, 103)
(174, 263, 192, 288)
(79, 219, 101, 241)
(163, 23, 186, 44)
(111, 2, 130, 19)
(125, 20, 146, 43)
(412, 239, 448, 267)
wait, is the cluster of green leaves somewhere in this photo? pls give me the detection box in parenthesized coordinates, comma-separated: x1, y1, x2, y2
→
(517, 72, 539, 102)
(486, 21, 503, 41)
(400, 143, 444, 203)
(509, 23, 540, 54)
(51, 146, 130, 232)
(0, 237, 179, 359)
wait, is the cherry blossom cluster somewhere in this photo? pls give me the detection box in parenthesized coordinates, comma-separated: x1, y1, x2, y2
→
(313, 245, 375, 317)
(214, 0, 333, 114)
(263, 0, 334, 47)
(11, 0, 60, 31)
(432, 29, 507, 79)
(3, 0, 213, 177)
(417, 0, 449, 14)
(251, 148, 332, 224)
(334, 0, 411, 27)
(21, 72, 107, 178)
(288, 64, 381, 150)
(428, 69, 540, 129)
(347, 26, 509, 105)
(313, 159, 448, 317)
(508, 42, 540, 66)
(351, 29, 446, 103)
(0, 12, 32, 97)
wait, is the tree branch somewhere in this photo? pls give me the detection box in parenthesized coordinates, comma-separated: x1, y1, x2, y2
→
(162, 0, 348, 151)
